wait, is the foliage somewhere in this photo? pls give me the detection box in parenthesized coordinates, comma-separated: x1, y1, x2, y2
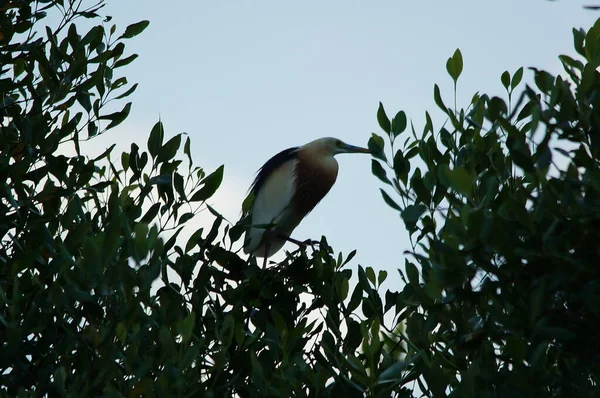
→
(3, 1, 600, 397)
(0, 1, 410, 396)
(370, 18, 600, 397)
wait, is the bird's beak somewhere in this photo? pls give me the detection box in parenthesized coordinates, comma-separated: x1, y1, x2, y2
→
(342, 143, 372, 154)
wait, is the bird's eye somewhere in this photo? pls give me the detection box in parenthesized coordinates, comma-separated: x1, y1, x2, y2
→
(335, 140, 342, 147)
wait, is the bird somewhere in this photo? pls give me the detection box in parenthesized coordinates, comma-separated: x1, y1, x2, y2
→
(242, 137, 371, 260)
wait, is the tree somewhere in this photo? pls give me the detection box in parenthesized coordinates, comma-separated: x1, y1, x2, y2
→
(2, 1, 600, 397)
(1, 2, 400, 396)
(370, 19, 600, 396)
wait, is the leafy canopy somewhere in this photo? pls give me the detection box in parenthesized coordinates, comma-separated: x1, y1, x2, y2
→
(2, 1, 600, 397)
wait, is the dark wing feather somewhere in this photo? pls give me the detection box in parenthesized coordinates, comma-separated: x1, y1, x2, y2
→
(242, 146, 299, 220)
(248, 146, 299, 195)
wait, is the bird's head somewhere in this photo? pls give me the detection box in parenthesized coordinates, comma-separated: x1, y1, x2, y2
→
(313, 137, 372, 156)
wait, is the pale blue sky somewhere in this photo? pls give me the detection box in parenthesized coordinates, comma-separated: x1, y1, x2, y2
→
(85, 1, 598, 289)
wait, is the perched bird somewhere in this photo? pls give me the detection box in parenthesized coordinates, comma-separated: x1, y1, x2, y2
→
(243, 137, 371, 259)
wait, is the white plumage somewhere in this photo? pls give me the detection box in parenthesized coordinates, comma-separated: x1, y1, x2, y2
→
(243, 137, 371, 258)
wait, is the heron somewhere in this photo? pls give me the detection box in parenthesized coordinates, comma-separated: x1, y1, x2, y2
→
(243, 137, 371, 261)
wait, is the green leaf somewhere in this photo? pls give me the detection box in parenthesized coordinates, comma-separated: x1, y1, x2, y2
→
(405, 261, 419, 285)
(501, 71, 510, 90)
(368, 133, 386, 161)
(511, 67, 524, 90)
(185, 228, 204, 252)
(114, 54, 139, 68)
(378, 270, 388, 285)
(391, 110, 407, 137)
(509, 140, 535, 173)
(140, 202, 160, 223)
(184, 136, 193, 166)
(179, 312, 196, 343)
(179, 212, 195, 224)
(433, 84, 447, 113)
(446, 48, 463, 83)
(393, 150, 409, 184)
(241, 192, 254, 213)
(347, 284, 363, 313)
(440, 165, 473, 197)
(76, 92, 92, 112)
(121, 152, 130, 170)
(158, 326, 176, 355)
(114, 83, 138, 100)
(157, 134, 181, 163)
(191, 165, 224, 202)
(344, 319, 362, 352)
(377, 102, 391, 134)
(100, 102, 131, 129)
(573, 27, 586, 57)
(401, 204, 426, 224)
(338, 277, 349, 301)
(371, 159, 391, 186)
(120, 20, 150, 39)
(380, 189, 401, 211)
(377, 360, 409, 384)
(148, 121, 164, 159)
(366, 266, 376, 286)
(116, 322, 127, 342)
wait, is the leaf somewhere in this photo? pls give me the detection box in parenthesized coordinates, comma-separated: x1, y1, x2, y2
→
(184, 136, 193, 166)
(446, 166, 473, 197)
(114, 83, 138, 100)
(342, 250, 356, 266)
(405, 260, 419, 286)
(190, 165, 224, 202)
(338, 277, 349, 301)
(344, 319, 363, 352)
(446, 48, 463, 83)
(371, 159, 391, 186)
(393, 150, 409, 183)
(401, 204, 426, 224)
(368, 133, 386, 161)
(501, 71, 510, 90)
(179, 313, 196, 343)
(380, 189, 401, 211)
(433, 84, 447, 113)
(76, 92, 92, 112)
(378, 270, 388, 285)
(120, 20, 150, 39)
(173, 172, 186, 199)
(140, 203, 160, 223)
(114, 54, 139, 68)
(366, 266, 376, 286)
(347, 284, 363, 313)
(148, 121, 164, 159)
(511, 67, 524, 90)
(158, 326, 176, 355)
(178, 212, 194, 224)
(100, 102, 131, 129)
(573, 27, 586, 57)
(377, 360, 409, 384)
(377, 102, 391, 134)
(111, 77, 127, 90)
(241, 192, 254, 213)
(116, 322, 127, 343)
(185, 228, 204, 252)
(391, 110, 407, 137)
(157, 134, 181, 163)
(510, 140, 535, 173)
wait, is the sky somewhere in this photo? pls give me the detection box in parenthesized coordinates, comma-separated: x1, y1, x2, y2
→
(79, 1, 599, 291)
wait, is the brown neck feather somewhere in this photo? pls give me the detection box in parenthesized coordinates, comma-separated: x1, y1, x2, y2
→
(292, 151, 338, 216)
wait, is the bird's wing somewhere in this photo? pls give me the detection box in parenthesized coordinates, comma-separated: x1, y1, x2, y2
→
(243, 147, 299, 254)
